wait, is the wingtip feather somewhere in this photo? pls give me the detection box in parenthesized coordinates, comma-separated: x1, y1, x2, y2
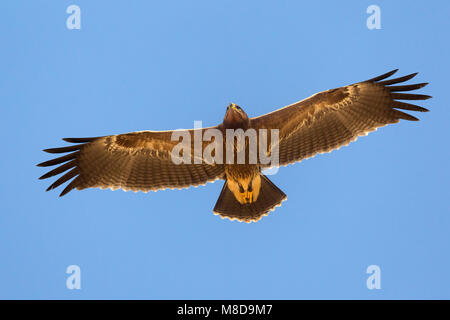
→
(367, 69, 399, 82)
(63, 137, 97, 143)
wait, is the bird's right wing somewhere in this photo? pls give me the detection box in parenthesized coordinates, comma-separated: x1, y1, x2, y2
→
(38, 128, 225, 196)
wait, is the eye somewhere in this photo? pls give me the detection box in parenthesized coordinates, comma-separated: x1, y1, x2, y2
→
(238, 183, 244, 193)
(236, 105, 241, 110)
(248, 180, 253, 192)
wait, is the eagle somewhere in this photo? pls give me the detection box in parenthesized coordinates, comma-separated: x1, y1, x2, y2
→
(38, 70, 430, 222)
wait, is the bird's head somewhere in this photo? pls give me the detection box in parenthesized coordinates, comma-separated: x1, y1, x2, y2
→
(223, 103, 249, 127)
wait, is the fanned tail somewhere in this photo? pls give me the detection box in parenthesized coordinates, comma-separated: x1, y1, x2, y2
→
(213, 175, 287, 223)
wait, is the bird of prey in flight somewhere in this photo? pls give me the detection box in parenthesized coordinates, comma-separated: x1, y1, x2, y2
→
(38, 70, 430, 222)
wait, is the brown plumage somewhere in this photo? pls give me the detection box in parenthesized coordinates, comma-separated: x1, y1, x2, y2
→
(38, 70, 430, 222)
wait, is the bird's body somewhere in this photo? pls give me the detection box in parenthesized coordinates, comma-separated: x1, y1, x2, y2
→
(38, 70, 431, 222)
(221, 103, 262, 205)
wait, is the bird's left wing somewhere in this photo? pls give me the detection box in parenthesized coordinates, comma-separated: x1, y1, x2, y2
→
(251, 70, 431, 167)
(38, 128, 225, 196)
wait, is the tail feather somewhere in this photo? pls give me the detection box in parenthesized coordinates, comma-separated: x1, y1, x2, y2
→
(213, 175, 287, 223)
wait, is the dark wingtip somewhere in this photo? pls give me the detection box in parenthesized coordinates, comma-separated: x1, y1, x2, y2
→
(393, 101, 429, 113)
(387, 82, 429, 92)
(379, 72, 421, 85)
(410, 82, 429, 89)
(391, 93, 432, 101)
(59, 178, 79, 197)
(401, 72, 419, 79)
(63, 137, 97, 143)
(401, 114, 420, 121)
(392, 109, 420, 121)
(366, 69, 399, 82)
(43, 145, 82, 154)
(386, 69, 399, 76)
(389, 69, 399, 74)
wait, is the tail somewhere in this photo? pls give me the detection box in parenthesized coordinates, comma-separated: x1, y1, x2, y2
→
(213, 175, 287, 223)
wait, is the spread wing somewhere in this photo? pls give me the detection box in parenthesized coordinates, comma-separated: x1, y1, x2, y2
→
(38, 128, 225, 196)
(251, 70, 431, 167)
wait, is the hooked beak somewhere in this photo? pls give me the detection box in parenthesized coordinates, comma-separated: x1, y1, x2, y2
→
(227, 103, 239, 112)
(225, 104, 239, 121)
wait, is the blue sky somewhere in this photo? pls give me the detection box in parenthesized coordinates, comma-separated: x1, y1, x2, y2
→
(1, 1, 449, 299)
